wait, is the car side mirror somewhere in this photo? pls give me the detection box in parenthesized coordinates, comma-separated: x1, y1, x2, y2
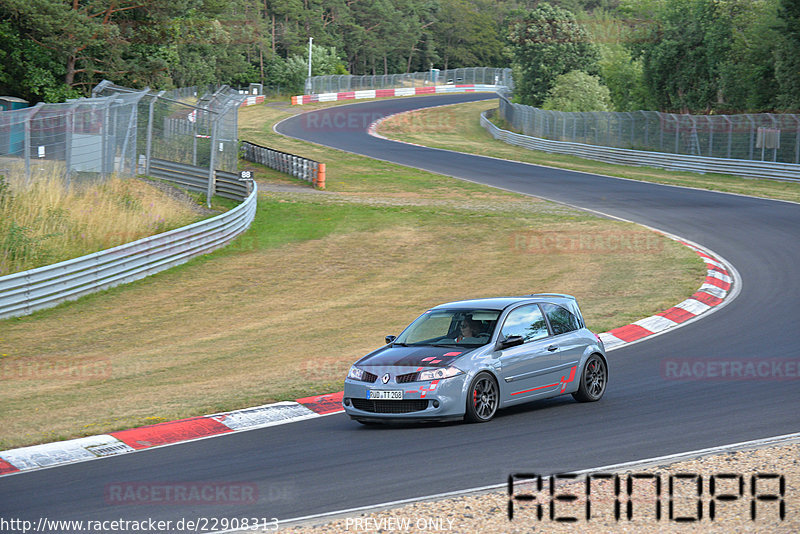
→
(495, 335, 524, 351)
(385, 335, 396, 345)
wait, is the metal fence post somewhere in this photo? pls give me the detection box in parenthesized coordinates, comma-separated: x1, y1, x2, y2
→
(206, 117, 219, 208)
(725, 116, 733, 159)
(145, 91, 165, 176)
(794, 114, 800, 164)
(23, 109, 32, 185)
(65, 105, 73, 186)
(100, 99, 111, 180)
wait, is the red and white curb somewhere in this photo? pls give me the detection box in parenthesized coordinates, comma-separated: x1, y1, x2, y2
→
(598, 237, 736, 349)
(0, 394, 343, 477)
(291, 84, 505, 105)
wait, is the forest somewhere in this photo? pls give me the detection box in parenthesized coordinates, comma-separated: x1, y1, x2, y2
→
(0, 0, 798, 113)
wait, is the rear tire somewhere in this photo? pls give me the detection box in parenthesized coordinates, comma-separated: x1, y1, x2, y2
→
(464, 372, 499, 423)
(572, 354, 607, 402)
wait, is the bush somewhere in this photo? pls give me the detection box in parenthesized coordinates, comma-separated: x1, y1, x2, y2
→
(542, 70, 612, 112)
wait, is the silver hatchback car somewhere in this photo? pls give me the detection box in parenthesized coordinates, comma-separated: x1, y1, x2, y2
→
(343, 294, 607, 424)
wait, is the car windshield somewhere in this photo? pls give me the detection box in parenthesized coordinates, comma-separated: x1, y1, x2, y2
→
(394, 309, 501, 347)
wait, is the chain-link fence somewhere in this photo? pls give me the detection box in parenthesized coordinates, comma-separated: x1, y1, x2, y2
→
(306, 67, 513, 94)
(0, 89, 148, 186)
(93, 80, 244, 175)
(498, 95, 800, 164)
(0, 82, 245, 188)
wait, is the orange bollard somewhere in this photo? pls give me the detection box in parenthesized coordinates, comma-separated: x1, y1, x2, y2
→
(315, 163, 326, 190)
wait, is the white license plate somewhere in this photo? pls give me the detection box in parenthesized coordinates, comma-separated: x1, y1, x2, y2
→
(367, 390, 403, 400)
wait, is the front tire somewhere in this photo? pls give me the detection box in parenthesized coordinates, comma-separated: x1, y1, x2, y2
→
(572, 354, 607, 402)
(464, 372, 499, 423)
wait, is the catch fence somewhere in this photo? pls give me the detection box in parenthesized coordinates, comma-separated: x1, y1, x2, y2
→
(0, 81, 245, 188)
(498, 95, 800, 165)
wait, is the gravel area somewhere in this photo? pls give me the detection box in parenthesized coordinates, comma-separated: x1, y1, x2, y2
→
(279, 442, 798, 533)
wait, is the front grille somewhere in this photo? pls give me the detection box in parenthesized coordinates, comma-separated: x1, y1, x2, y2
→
(396, 372, 418, 383)
(361, 371, 378, 383)
(351, 399, 429, 414)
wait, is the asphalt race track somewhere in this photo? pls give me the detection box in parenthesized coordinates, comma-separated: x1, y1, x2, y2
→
(2, 93, 798, 528)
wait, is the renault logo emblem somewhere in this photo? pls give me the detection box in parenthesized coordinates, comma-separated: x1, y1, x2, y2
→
(382, 373, 390, 384)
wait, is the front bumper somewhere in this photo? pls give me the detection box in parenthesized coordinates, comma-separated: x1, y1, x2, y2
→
(343, 373, 469, 422)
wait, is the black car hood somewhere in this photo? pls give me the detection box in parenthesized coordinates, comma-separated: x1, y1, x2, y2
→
(357, 345, 473, 368)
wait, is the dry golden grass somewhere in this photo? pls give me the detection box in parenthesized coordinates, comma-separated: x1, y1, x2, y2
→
(0, 166, 200, 275)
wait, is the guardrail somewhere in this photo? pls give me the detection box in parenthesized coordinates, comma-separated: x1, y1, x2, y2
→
(0, 183, 257, 320)
(149, 158, 251, 201)
(240, 141, 325, 188)
(481, 110, 800, 182)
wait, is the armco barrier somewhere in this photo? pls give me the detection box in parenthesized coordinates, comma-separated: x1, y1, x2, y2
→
(481, 110, 800, 182)
(291, 84, 508, 105)
(149, 159, 251, 201)
(240, 141, 325, 188)
(0, 183, 257, 320)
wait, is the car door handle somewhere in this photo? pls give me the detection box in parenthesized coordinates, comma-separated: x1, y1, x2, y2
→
(546, 345, 558, 352)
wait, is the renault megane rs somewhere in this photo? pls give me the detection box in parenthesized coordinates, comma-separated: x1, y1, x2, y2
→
(343, 294, 607, 424)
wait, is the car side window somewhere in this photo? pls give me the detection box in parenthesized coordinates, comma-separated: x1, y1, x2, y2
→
(542, 303, 581, 335)
(500, 304, 549, 342)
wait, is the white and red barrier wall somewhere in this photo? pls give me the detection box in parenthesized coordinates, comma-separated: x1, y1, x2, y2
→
(291, 84, 507, 105)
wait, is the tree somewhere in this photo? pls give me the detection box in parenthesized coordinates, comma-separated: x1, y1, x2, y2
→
(279, 44, 347, 93)
(632, 0, 735, 113)
(507, 3, 600, 106)
(774, 0, 800, 110)
(430, 0, 507, 70)
(542, 70, 611, 111)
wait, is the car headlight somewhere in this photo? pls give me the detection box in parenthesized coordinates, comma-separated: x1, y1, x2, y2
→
(419, 366, 463, 381)
(347, 366, 365, 381)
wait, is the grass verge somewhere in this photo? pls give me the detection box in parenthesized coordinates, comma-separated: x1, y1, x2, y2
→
(0, 98, 705, 450)
(376, 99, 800, 204)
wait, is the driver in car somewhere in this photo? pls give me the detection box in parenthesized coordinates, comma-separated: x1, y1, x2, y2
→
(455, 317, 482, 343)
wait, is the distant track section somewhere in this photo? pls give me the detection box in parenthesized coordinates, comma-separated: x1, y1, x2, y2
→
(291, 84, 507, 105)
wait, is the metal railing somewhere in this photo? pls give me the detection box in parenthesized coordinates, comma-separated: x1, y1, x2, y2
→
(306, 67, 514, 95)
(482, 109, 800, 182)
(240, 141, 324, 187)
(149, 159, 251, 201)
(0, 183, 257, 320)
(498, 95, 800, 165)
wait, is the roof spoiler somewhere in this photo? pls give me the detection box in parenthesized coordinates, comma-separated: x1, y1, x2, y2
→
(525, 293, 576, 300)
